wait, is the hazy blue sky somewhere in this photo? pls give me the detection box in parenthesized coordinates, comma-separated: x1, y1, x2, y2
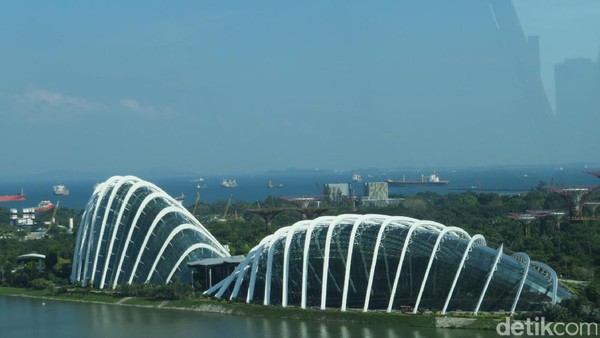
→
(0, 1, 598, 178)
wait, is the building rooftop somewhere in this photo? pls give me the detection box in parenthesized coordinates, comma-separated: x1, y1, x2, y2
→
(187, 255, 245, 267)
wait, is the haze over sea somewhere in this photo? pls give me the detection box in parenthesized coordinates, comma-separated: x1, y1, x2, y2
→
(1, 164, 599, 210)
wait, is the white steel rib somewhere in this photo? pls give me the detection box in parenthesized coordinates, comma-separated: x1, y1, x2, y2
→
(99, 180, 152, 289)
(246, 236, 272, 303)
(94, 176, 138, 289)
(84, 176, 120, 285)
(165, 243, 226, 284)
(112, 191, 168, 287)
(264, 227, 289, 305)
(341, 215, 385, 311)
(363, 217, 415, 312)
(510, 252, 531, 314)
(474, 244, 504, 315)
(413, 227, 471, 314)
(320, 215, 359, 310)
(441, 234, 486, 314)
(282, 221, 310, 307)
(145, 223, 197, 283)
(301, 217, 334, 309)
(128, 206, 182, 285)
(387, 220, 446, 312)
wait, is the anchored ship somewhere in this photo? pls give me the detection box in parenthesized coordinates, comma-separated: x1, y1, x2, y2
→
(35, 200, 54, 212)
(352, 174, 362, 182)
(0, 189, 26, 202)
(221, 179, 238, 188)
(53, 184, 70, 196)
(386, 172, 450, 187)
(268, 180, 284, 188)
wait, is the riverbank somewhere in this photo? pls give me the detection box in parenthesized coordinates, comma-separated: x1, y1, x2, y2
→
(0, 286, 504, 330)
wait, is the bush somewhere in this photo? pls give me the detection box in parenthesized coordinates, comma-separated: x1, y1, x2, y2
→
(30, 278, 55, 290)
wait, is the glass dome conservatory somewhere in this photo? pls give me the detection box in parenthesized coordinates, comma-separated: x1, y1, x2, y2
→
(206, 214, 570, 314)
(70, 175, 230, 289)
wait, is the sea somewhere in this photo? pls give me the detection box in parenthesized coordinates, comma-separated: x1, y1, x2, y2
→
(1, 164, 599, 211)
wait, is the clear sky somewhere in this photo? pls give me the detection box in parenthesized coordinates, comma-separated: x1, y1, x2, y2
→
(0, 1, 598, 178)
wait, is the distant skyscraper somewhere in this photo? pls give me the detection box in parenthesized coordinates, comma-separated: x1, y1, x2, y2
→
(364, 0, 557, 165)
(555, 57, 600, 149)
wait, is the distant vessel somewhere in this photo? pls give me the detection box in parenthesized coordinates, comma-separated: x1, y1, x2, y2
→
(221, 179, 238, 188)
(190, 178, 205, 183)
(352, 174, 362, 182)
(0, 189, 26, 202)
(175, 193, 185, 203)
(268, 180, 284, 188)
(35, 200, 54, 212)
(53, 184, 70, 196)
(386, 172, 449, 187)
(196, 184, 207, 189)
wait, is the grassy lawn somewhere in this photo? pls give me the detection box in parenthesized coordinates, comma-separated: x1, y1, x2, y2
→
(122, 298, 163, 306)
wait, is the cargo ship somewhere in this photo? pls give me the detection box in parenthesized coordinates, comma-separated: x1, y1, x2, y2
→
(53, 184, 70, 196)
(386, 172, 449, 187)
(221, 179, 238, 188)
(35, 200, 54, 212)
(0, 189, 26, 202)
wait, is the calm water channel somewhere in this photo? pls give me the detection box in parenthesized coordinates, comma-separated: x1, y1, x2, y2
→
(0, 296, 509, 338)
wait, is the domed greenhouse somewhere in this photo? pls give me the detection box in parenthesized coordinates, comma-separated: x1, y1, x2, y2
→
(205, 214, 570, 314)
(70, 176, 230, 289)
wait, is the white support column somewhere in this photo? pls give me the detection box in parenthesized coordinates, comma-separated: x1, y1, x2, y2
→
(246, 239, 270, 303)
(363, 217, 415, 312)
(474, 244, 504, 315)
(144, 223, 196, 283)
(341, 215, 381, 311)
(78, 185, 106, 283)
(441, 234, 486, 314)
(93, 176, 136, 289)
(83, 177, 120, 286)
(73, 200, 96, 282)
(510, 253, 531, 314)
(264, 228, 289, 306)
(264, 241, 276, 305)
(530, 261, 559, 304)
(413, 227, 470, 314)
(214, 271, 239, 299)
(128, 206, 180, 284)
(227, 242, 265, 300)
(230, 254, 258, 300)
(301, 217, 333, 309)
(204, 272, 230, 296)
(387, 221, 440, 313)
(100, 179, 150, 288)
(282, 221, 310, 307)
(320, 215, 359, 310)
(112, 191, 164, 287)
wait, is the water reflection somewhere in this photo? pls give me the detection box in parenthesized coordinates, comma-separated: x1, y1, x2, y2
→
(0, 297, 507, 338)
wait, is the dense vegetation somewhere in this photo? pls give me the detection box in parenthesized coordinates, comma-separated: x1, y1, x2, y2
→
(1, 186, 599, 319)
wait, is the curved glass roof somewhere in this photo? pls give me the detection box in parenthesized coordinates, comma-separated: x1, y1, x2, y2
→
(70, 175, 230, 289)
(206, 214, 570, 314)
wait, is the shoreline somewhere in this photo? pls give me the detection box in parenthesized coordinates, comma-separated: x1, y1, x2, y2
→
(0, 287, 503, 330)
